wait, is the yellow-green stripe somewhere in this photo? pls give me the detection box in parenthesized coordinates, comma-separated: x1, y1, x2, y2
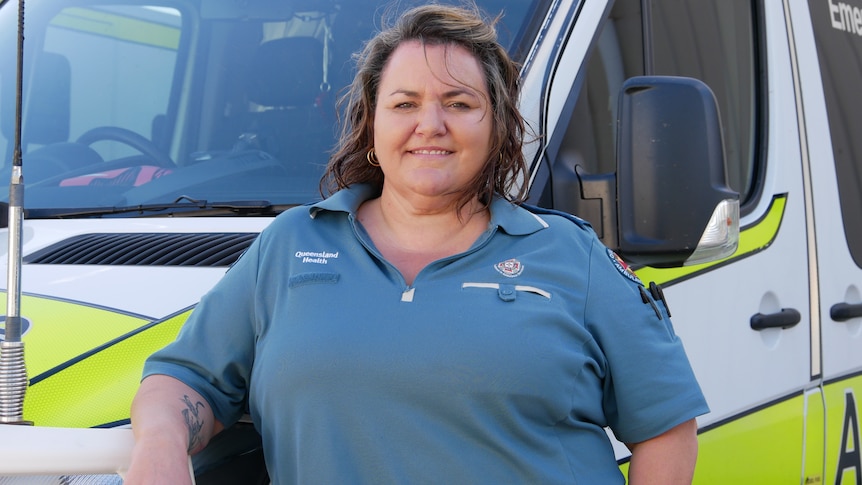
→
(24, 310, 190, 427)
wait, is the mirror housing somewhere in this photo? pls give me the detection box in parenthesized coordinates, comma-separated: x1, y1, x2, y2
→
(615, 76, 739, 267)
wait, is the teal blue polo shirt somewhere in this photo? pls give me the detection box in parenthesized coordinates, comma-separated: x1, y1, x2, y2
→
(144, 184, 708, 484)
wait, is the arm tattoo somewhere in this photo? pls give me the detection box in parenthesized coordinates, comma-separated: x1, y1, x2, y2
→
(180, 394, 206, 452)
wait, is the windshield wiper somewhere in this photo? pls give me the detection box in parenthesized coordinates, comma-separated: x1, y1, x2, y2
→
(24, 196, 285, 219)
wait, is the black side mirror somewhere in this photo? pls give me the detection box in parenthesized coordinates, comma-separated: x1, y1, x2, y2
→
(615, 76, 739, 267)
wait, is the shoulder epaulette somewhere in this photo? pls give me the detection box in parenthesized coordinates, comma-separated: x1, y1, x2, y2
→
(521, 203, 593, 231)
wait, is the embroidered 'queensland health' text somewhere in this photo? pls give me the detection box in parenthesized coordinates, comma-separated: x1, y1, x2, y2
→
(296, 250, 339, 264)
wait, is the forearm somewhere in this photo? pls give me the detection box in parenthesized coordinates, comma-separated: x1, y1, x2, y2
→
(627, 418, 699, 485)
(125, 374, 224, 484)
(131, 374, 223, 454)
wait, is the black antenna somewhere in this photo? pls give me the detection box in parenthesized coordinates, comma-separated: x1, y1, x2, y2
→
(0, 0, 32, 426)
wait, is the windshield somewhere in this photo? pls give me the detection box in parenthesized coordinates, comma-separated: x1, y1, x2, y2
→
(0, 0, 545, 216)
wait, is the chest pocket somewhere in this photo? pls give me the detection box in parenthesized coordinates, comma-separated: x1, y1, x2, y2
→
(461, 282, 551, 302)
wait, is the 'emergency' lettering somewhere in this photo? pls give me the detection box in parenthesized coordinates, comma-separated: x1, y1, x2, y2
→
(830, 0, 862, 36)
(835, 390, 861, 485)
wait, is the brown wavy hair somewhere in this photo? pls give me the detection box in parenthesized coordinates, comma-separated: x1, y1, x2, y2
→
(321, 2, 528, 210)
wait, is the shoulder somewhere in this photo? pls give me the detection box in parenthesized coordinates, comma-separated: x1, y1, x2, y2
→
(264, 200, 341, 235)
(265, 185, 370, 234)
(518, 204, 645, 288)
(515, 203, 602, 251)
(520, 203, 594, 232)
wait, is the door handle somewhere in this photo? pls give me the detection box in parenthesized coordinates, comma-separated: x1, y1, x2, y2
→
(830, 302, 862, 322)
(750, 308, 801, 330)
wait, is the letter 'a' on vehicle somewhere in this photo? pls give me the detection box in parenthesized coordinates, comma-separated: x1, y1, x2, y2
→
(615, 76, 739, 268)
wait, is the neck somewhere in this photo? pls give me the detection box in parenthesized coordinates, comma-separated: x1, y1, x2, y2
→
(356, 192, 490, 284)
(372, 190, 487, 250)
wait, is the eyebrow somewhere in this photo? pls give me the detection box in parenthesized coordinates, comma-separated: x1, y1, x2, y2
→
(387, 88, 480, 99)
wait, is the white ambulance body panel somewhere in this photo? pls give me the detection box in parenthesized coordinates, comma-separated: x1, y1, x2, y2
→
(0, 0, 860, 483)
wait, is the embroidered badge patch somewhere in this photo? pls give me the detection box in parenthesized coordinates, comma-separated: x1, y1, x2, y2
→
(495, 258, 524, 278)
(607, 248, 642, 284)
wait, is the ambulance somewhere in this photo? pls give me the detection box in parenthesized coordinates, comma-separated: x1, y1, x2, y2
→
(0, 0, 859, 483)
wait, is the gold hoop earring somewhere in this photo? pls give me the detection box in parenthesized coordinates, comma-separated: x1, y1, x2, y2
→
(367, 149, 380, 167)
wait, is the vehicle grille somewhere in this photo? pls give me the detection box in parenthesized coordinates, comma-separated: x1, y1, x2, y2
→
(23, 233, 257, 266)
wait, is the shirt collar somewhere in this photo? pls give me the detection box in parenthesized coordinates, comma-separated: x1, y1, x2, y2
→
(487, 196, 548, 236)
(308, 184, 377, 218)
(309, 184, 547, 236)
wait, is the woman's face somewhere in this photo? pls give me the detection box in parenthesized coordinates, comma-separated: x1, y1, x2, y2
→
(373, 41, 493, 206)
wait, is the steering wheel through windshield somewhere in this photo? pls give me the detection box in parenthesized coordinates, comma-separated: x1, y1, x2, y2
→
(76, 126, 174, 167)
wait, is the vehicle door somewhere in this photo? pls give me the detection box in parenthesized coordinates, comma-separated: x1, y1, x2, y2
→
(790, 0, 862, 483)
(528, 0, 819, 481)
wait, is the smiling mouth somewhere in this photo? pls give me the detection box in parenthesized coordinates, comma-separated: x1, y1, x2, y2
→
(410, 149, 452, 155)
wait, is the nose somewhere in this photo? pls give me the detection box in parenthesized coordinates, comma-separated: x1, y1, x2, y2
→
(415, 104, 447, 136)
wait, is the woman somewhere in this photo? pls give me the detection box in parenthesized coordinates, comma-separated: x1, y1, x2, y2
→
(126, 3, 707, 484)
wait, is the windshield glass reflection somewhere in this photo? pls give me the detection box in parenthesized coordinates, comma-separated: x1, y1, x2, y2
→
(0, 0, 542, 215)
